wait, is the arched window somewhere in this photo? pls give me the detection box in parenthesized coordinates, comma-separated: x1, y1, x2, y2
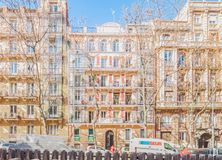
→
(100, 39, 107, 52)
(161, 116, 171, 128)
(112, 40, 119, 52)
(88, 39, 95, 52)
(125, 40, 133, 52)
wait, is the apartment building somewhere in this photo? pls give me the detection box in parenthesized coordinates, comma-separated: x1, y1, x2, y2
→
(0, 0, 68, 140)
(68, 22, 155, 150)
(155, 0, 222, 148)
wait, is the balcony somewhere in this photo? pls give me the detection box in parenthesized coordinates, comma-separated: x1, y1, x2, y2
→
(85, 67, 138, 74)
(178, 81, 190, 91)
(193, 61, 206, 70)
(193, 82, 206, 90)
(0, 112, 39, 121)
(208, 61, 221, 70)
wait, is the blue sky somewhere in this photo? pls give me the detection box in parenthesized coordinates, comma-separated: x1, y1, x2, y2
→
(68, 0, 136, 27)
(68, 0, 187, 27)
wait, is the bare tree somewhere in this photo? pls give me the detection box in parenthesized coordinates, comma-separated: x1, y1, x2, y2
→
(0, 0, 67, 135)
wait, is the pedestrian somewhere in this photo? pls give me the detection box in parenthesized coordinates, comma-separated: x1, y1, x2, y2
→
(110, 145, 115, 154)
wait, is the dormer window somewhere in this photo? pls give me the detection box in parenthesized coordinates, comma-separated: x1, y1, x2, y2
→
(50, 4, 59, 12)
(161, 34, 171, 41)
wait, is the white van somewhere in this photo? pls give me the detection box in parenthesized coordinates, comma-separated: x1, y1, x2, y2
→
(129, 138, 178, 155)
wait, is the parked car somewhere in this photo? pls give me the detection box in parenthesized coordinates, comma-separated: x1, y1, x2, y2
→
(87, 146, 109, 155)
(0, 143, 16, 150)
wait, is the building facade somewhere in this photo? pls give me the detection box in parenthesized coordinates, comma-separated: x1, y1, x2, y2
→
(68, 0, 222, 149)
(68, 23, 155, 150)
(155, 0, 222, 148)
(0, 0, 68, 141)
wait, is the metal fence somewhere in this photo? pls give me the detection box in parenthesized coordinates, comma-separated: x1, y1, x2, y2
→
(0, 149, 222, 160)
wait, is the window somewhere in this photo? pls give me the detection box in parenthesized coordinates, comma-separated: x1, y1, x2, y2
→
(49, 105, 58, 118)
(126, 58, 132, 68)
(164, 143, 174, 151)
(50, 21, 59, 32)
(101, 94, 107, 103)
(179, 132, 186, 141)
(89, 111, 94, 123)
(125, 112, 131, 122)
(74, 41, 81, 51)
(178, 93, 186, 102)
(10, 62, 17, 74)
(27, 43, 34, 54)
(10, 105, 17, 117)
(113, 58, 119, 68)
(112, 40, 119, 52)
(178, 54, 185, 67)
(27, 83, 34, 96)
(209, 14, 217, 25)
(100, 40, 107, 52)
(10, 20, 17, 31)
(50, 5, 59, 12)
(27, 63, 34, 74)
(27, 125, 34, 134)
(49, 61, 58, 74)
(125, 40, 132, 52)
(113, 111, 119, 119)
(75, 57, 81, 68)
(26, 20, 33, 33)
(27, 105, 34, 118)
(194, 14, 202, 25)
(179, 115, 186, 124)
(75, 75, 81, 87)
(10, 125, 17, 134)
(75, 90, 81, 102)
(74, 129, 80, 136)
(101, 76, 106, 86)
(194, 33, 202, 42)
(49, 43, 57, 53)
(113, 93, 119, 104)
(125, 94, 131, 105)
(74, 111, 80, 121)
(161, 116, 171, 128)
(164, 50, 172, 63)
(49, 83, 57, 95)
(101, 58, 107, 68)
(165, 74, 173, 86)
(165, 91, 173, 102)
(9, 41, 17, 53)
(10, 83, 17, 95)
(101, 111, 106, 118)
(48, 125, 58, 135)
(140, 129, 145, 138)
(125, 129, 131, 140)
(88, 129, 94, 135)
(88, 40, 95, 52)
